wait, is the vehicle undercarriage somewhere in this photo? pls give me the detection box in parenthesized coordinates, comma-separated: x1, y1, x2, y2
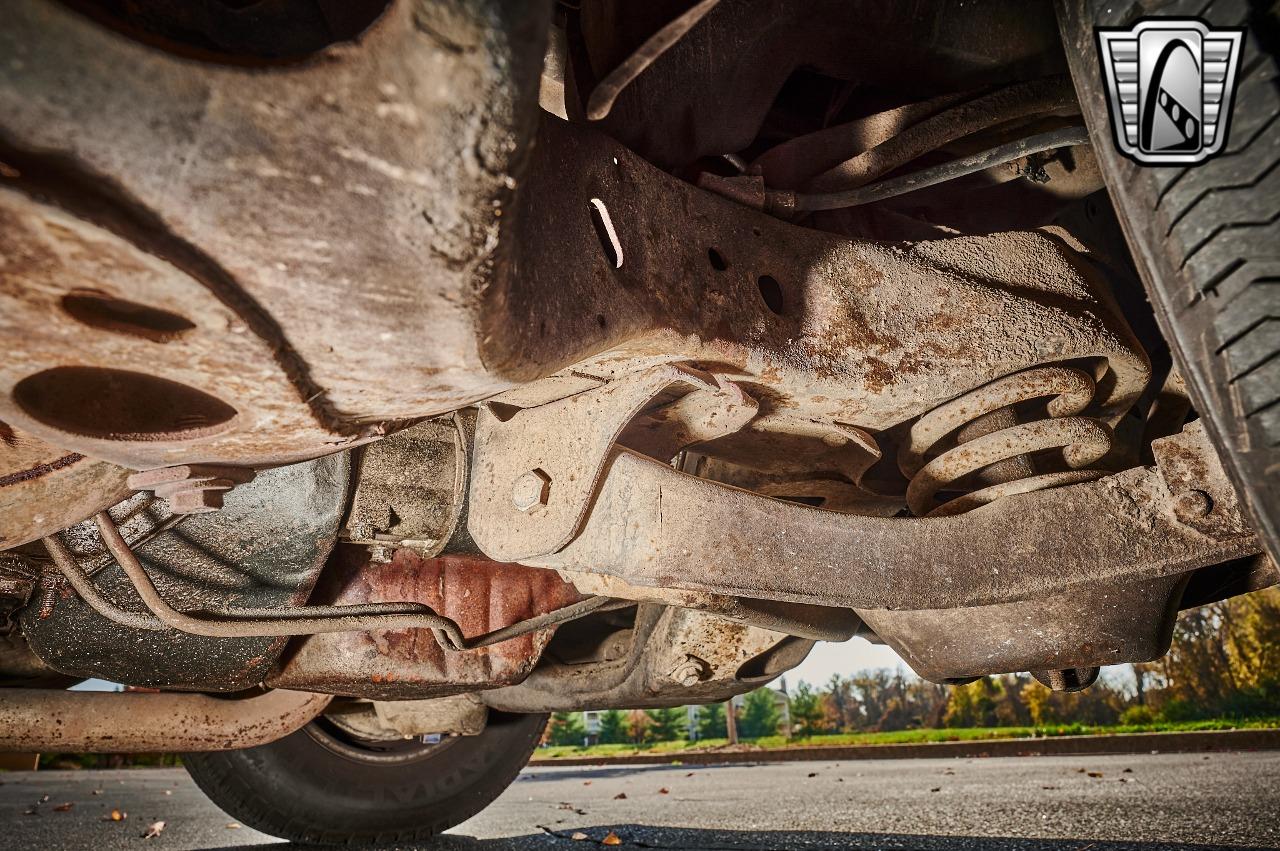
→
(1, 0, 1276, 842)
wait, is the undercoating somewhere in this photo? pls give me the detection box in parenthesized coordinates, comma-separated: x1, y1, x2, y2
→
(0, 0, 1272, 714)
(19, 454, 349, 690)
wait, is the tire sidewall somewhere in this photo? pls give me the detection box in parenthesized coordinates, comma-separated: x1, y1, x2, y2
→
(184, 710, 547, 843)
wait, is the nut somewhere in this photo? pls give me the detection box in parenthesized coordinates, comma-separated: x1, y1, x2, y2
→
(511, 469, 552, 512)
(670, 655, 710, 687)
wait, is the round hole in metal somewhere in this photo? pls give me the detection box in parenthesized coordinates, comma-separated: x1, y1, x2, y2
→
(61, 291, 196, 343)
(757, 275, 785, 315)
(14, 366, 237, 442)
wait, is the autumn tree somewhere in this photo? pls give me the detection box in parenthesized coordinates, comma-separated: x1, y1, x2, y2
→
(822, 674, 859, 732)
(849, 669, 894, 730)
(1022, 679, 1053, 725)
(626, 709, 650, 744)
(943, 677, 1000, 728)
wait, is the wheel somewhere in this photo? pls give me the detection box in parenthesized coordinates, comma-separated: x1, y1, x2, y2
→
(1059, 0, 1280, 559)
(182, 709, 547, 845)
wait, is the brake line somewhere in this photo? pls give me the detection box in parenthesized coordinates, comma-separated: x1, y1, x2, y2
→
(42, 512, 621, 651)
(783, 126, 1090, 213)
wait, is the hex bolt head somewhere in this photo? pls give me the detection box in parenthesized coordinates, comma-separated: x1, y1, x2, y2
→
(1171, 489, 1213, 524)
(512, 469, 552, 512)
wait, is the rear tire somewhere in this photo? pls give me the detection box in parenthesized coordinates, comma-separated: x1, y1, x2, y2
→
(183, 709, 547, 845)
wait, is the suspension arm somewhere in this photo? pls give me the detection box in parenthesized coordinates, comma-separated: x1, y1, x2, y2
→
(519, 426, 1257, 612)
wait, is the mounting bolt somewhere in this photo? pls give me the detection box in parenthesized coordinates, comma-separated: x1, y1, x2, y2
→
(1171, 489, 1213, 524)
(168, 488, 227, 514)
(127, 465, 255, 515)
(36, 568, 64, 620)
(511, 469, 551, 512)
(670, 655, 710, 687)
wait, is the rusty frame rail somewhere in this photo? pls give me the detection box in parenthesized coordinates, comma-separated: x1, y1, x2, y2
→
(0, 688, 329, 753)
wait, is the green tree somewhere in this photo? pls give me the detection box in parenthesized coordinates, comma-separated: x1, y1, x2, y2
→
(696, 701, 727, 739)
(738, 688, 781, 738)
(790, 681, 825, 736)
(645, 706, 686, 742)
(547, 711, 585, 746)
(598, 709, 628, 744)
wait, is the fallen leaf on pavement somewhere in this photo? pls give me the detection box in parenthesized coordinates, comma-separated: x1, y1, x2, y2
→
(583, 781, 592, 786)
(1087, 772, 1103, 778)
(53, 802, 73, 812)
(613, 793, 627, 800)
(142, 820, 165, 839)
(1041, 786, 1058, 790)
(91, 790, 103, 796)
(226, 823, 241, 830)
(685, 772, 695, 777)
(1123, 768, 1133, 773)
(930, 787, 941, 793)
(602, 831, 622, 846)
(807, 772, 818, 778)
(106, 810, 126, 821)
(571, 831, 589, 841)
(657, 787, 669, 794)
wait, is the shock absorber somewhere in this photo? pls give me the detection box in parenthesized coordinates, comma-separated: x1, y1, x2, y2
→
(899, 366, 1114, 517)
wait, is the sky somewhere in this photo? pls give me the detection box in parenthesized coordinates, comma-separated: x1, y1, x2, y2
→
(783, 636, 908, 689)
(778, 640, 1136, 694)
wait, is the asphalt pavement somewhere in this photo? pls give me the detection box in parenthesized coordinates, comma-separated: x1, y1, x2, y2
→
(2, 750, 1277, 850)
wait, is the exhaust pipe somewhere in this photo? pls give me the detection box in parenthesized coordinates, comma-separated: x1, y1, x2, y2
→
(0, 688, 330, 753)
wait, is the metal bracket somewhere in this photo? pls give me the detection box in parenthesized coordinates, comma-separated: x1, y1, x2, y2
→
(468, 363, 757, 562)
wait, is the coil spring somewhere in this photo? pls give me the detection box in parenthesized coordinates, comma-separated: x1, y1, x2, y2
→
(899, 366, 1113, 517)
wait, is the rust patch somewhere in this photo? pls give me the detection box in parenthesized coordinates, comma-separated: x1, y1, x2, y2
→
(269, 546, 582, 699)
(0, 452, 83, 487)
